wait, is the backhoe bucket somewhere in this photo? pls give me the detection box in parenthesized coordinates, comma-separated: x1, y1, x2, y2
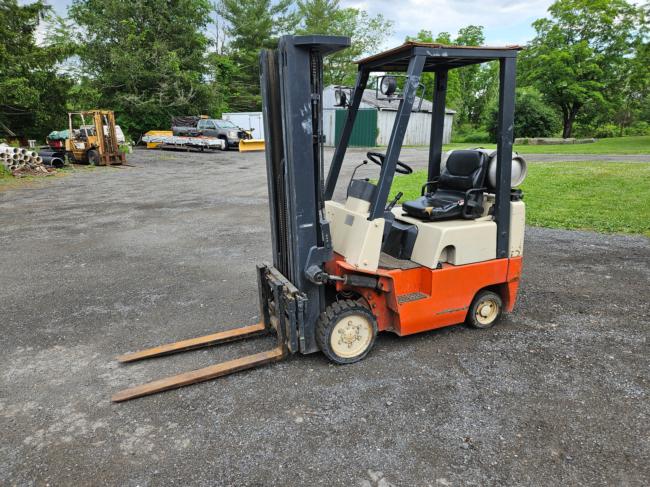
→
(239, 139, 265, 152)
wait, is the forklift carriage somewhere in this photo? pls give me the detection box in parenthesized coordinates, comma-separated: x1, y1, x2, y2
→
(112, 36, 524, 402)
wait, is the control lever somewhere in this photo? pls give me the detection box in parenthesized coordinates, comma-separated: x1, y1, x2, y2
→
(346, 160, 369, 197)
(386, 191, 403, 211)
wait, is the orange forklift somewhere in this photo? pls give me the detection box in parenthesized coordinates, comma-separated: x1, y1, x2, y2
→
(112, 36, 524, 401)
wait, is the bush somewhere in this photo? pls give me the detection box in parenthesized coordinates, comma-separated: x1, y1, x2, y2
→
(452, 125, 491, 143)
(486, 87, 560, 142)
(591, 124, 619, 139)
(626, 121, 650, 136)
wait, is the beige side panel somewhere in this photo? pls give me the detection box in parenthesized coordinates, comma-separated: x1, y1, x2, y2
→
(509, 201, 526, 257)
(391, 208, 497, 269)
(325, 201, 384, 272)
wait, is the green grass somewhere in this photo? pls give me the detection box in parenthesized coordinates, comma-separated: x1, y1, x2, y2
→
(389, 162, 650, 237)
(437, 135, 650, 155)
(0, 163, 96, 191)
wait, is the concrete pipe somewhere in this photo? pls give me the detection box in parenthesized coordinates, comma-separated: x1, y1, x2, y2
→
(12, 153, 21, 161)
(19, 148, 28, 156)
(41, 155, 64, 168)
(29, 151, 38, 158)
(35, 156, 43, 164)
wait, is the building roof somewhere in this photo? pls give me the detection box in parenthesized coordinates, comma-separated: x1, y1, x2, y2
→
(361, 89, 456, 114)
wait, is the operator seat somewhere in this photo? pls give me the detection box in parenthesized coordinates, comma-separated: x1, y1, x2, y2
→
(402, 150, 489, 221)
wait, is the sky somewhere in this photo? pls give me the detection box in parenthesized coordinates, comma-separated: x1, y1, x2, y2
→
(39, 0, 555, 48)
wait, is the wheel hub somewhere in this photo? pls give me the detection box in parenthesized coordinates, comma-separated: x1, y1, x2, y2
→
(475, 298, 498, 325)
(338, 321, 362, 348)
(480, 304, 492, 317)
(330, 313, 373, 359)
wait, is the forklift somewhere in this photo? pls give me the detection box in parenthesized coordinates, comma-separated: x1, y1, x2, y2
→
(112, 36, 524, 402)
(66, 110, 125, 165)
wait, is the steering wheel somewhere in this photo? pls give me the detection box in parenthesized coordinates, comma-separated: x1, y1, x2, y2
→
(366, 151, 413, 175)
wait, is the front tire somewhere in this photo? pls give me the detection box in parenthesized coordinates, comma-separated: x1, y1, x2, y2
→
(87, 149, 100, 166)
(316, 300, 377, 364)
(466, 290, 503, 329)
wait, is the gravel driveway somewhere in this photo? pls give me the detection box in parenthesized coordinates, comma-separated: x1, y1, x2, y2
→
(1, 148, 648, 486)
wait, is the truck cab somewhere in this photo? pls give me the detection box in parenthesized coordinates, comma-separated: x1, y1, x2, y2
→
(196, 119, 246, 149)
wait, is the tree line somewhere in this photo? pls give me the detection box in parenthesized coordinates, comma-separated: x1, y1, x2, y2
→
(0, 0, 647, 142)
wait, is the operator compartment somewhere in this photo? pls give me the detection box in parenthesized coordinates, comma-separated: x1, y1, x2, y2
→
(389, 209, 496, 269)
(325, 179, 385, 272)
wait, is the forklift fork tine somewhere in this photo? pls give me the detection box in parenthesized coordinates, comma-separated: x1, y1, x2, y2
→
(116, 323, 267, 363)
(112, 346, 286, 402)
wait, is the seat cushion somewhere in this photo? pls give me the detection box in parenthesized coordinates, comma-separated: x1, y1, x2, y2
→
(439, 150, 488, 191)
(402, 191, 465, 221)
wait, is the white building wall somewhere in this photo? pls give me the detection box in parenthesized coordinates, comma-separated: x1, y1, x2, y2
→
(323, 109, 336, 147)
(377, 111, 453, 146)
(222, 112, 265, 139)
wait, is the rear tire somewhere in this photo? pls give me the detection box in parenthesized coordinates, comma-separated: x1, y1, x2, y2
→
(466, 290, 503, 329)
(316, 300, 377, 364)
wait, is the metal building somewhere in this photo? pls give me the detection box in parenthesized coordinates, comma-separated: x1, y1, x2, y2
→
(322, 85, 455, 147)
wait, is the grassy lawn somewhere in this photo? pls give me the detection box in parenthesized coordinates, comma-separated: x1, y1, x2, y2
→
(389, 161, 650, 237)
(0, 164, 96, 191)
(437, 135, 650, 155)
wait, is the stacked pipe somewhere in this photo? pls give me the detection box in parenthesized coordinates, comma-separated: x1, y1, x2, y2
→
(0, 144, 55, 176)
(38, 150, 66, 168)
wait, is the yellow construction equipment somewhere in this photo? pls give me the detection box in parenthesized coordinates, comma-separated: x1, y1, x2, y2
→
(238, 138, 266, 152)
(66, 110, 125, 165)
(143, 130, 173, 149)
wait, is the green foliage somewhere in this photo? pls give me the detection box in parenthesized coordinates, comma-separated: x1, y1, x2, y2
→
(0, 0, 72, 138)
(405, 30, 461, 111)
(68, 0, 215, 137)
(296, 0, 393, 86)
(486, 88, 560, 141)
(520, 0, 646, 138)
(218, 0, 296, 111)
(407, 26, 498, 128)
(451, 126, 491, 143)
(388, 162, 650, 236)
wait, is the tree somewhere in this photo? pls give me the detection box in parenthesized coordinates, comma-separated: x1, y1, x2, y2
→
(296, 0, 393, 86)
(486, 87, 561, 141)
(0, 0, 72, 139)
(406, 30, 461, 109)
(407, 26, 497, 128)
(521, 0, 644, 138)
(218, 0, 297, 111)
(68, 0, 215, 137)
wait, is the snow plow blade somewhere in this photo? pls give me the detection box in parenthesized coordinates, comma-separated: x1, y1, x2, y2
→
(239, 139, 265, 152)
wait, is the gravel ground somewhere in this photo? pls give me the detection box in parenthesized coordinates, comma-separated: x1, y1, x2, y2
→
(1, 148, 648, 486)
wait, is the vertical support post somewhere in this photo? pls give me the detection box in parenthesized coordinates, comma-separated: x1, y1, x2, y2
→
(324, 69, 369, 200)
(495, 57, 516, 258)
(368, 55, 426, 220)
(428, 69, 448, 182)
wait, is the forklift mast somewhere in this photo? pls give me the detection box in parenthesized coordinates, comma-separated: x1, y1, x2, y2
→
(260, 35, 350, 353)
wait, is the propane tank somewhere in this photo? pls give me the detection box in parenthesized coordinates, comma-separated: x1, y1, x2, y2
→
(441, 148, 527, 189)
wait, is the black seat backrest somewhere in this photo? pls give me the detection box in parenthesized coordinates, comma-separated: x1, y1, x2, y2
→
(438, 150, 488, 192)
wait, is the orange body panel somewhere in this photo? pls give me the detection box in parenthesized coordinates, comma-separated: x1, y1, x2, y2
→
(326, 255, 522, 336)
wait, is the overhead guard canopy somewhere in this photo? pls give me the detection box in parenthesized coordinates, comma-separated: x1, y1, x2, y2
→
(355, 41, 523, 72)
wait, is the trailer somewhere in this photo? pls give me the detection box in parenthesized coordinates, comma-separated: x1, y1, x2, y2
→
(142, 131, 226, 151)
